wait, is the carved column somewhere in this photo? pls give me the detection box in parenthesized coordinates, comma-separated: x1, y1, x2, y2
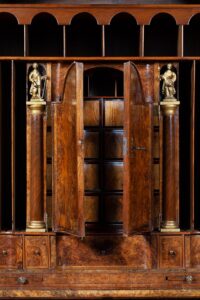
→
(26, 101, 46, 231)
(160, 101, 180, 232)
(26, 62, 47, 232)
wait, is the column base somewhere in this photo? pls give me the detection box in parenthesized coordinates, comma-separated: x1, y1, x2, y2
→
(161, 221, 180, 232)
(160, 228, 180, 232)
(26, 228, 46, 232)
(26, 220, 46, 232)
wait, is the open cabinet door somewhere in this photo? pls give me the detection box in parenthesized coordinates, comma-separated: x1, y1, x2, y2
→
(52, 62, 85, 237)
(123, 62, 153, 235)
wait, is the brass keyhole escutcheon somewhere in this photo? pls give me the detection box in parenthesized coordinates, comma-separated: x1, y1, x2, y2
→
(2, 250, 8, 256)
(34, 249, 41, 256)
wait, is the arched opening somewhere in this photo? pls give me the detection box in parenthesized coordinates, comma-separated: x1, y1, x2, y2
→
(67, 13, 101, 56)
(29, 13, 63, 56)
(184, 14, 200, 56)
(105, 13, 139, 56)
(84, 67, 123, 97)
(145, 13, 178, 56)
(83, 67, 124, 232)
(0, 13, 23, 56)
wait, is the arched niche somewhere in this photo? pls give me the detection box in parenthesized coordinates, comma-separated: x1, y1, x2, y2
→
(184, 14, 200, 56)
(0, 13, 23, 56)
(145, 13, 178, 56)
(84, 67, 123, 97)
(29, 13, 63, 56)
(67, 13, 101, 57)
(83, 67, 124, 229)
(105, 13, 139, 56)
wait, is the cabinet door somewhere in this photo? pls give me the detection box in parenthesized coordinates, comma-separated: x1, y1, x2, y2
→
(123, 62, 153, 235)
(52, 62, 85, 237)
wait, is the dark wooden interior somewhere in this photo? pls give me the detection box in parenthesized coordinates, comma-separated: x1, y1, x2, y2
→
(1, 1, 200, 299)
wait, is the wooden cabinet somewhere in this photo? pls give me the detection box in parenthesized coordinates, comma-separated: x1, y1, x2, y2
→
(0, 0, 200, 299)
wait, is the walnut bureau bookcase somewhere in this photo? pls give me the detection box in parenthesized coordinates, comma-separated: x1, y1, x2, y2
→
(1, 1, 200, 298)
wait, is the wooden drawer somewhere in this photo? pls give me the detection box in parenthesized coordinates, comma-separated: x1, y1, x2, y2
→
(0, 235, 22, 269)
(57, 235, 153, 268)
(24, 236, 49, 269)
(0, 274, 43, 286)
(188, 235, 200, 268)
(159, 236, 184, 269)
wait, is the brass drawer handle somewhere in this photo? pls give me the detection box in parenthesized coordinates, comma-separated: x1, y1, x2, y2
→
(34, 249, 41, 256)
(185, 275, 193, 283)
(2, 250, 8, 256)
(17, 277, 28, 284)
(168, 250, 176, 256)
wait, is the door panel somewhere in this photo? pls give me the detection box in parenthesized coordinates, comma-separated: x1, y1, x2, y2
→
(52, 62, 85, 237)
(123, 62, 153, 235)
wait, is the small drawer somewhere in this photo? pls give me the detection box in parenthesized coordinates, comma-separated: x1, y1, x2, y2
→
(24, 236, 49, 269)
(0, 274, 43, 286)
(159, 236, 183, 269)
(0, 235, 23, 269)
(189, 236, 200, 268)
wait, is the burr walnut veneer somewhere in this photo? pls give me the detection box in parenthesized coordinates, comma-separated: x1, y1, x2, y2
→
(0, 0, 200, 298)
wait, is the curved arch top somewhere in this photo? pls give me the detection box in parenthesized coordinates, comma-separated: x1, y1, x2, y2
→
(108, 12, 138, 25)
(84, 66, 123, 97)
(30, 11, 59, 25)
(0, 12, 19, 24)
(148, 12, 177, 25)
(187, 12, 200, 25)
(29, 11, 63, 56)
(0, 6, 200, 25)
(84, 64, 123, 72)
(69, 12, 99, 25)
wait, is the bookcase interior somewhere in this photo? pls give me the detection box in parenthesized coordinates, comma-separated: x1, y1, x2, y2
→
(84, 67, 124, 233)
(0, 7, 200, 234)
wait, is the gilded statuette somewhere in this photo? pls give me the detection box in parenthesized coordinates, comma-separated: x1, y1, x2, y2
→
(160, 63, 177, 102)
(29, 62, 47, 102)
